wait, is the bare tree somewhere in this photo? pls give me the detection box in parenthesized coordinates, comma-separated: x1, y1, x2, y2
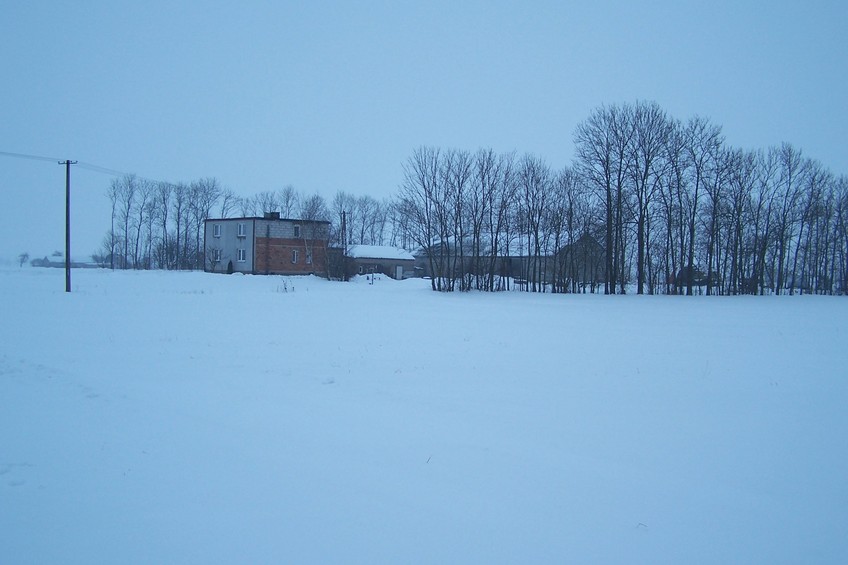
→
(298, 193, 330, 275)
(791, 160, 831, 294)
(746, 150, 779, 294)
(143, 181, 161, 269)
(189, 178, 222, 269)
(683, 116, 723, 294)
(835, 176, 848, 293)
(154, 182, 172, 269)
(441, 149, 473, 290)
(254, 190, 280, 215)
(468, 149, 495, 289)
(371, 198, 390, 246)
(485, 152, 518, 291)
(171, 182, 188, 269)
(387, 198, 413, 250)
(131, 179, 154, 269)
(238, 194, 257, 217)
(656, 118, 687, 293)
(399, 147, 443, 290)
(548, 166, 593, 292)
(279, 185, 299, 218)
(106, 178, 121, 269)
(299, 193, 329, 221)
(574, 104, 634, 294)
(629, 101, 671, 294)
(517, 154, 552, 292)
(331, 190, 357, 247)
(115, 174, 138, 269)
(355, 195, 377, 245)
(724, 149, 758, 294)
(219, 187, 239, 218)
(702, 147, 733, 294)
(772, 143, 809, 294)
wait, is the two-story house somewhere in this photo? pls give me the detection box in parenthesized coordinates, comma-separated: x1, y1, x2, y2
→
(204, 212, 331, 276)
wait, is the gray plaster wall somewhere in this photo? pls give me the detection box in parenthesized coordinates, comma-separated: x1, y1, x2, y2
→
(205, 219, 255, 273)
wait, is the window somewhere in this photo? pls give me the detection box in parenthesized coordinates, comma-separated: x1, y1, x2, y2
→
(293, 224, 301, 238)
(306, 251, 313, 265)
(212, 224, 221, 238)
(291, 249, 299, 264)
(237, 222, 246, 237)
(237, 249, 246, 262)
(212, 249, 222, 262)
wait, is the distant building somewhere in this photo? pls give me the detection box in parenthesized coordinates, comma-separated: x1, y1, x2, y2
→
(346, 245, 415, 280)
(413, 233, 605, 291)
(30, 256, 99, 269)
(553, 234, 605, 291)
(204, 212, 331, 276)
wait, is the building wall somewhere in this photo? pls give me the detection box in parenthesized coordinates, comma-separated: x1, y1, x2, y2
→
(348, 258, 415, 279)
(254, 237, 327, 275)
(205, 218, 255, 273)
(205, 217, 330, 275)
(256, 218, 297, 239)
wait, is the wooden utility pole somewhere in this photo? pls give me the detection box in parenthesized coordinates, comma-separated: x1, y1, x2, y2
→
(59, 160, 77, 292)
(341, 210, 348, 281)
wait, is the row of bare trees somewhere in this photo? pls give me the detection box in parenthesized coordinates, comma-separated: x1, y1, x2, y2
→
(100, 176, 225, 270)
(398, 148, 596, 292)
(99, 174, 411, 271)
(575, 101, 848, 295)
(100, 176, 342, 270)
(330, 192, 393, 248)
(398, 101, 848, 295)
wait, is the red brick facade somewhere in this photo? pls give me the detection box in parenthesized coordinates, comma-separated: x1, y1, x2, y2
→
(254, 237, 328, 275)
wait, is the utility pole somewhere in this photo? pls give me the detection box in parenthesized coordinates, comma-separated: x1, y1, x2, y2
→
(59, 160, 77, 292)
(341, 210, 348, 281)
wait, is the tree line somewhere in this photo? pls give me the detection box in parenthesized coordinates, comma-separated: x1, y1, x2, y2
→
(399, 101, 848, 295)
(98, 176, 400, 270)
(99, 100, 848, 295)
(397, 147, 596, 292)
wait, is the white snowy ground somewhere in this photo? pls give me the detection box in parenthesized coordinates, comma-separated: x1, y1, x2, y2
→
(1, 267, 847, 564)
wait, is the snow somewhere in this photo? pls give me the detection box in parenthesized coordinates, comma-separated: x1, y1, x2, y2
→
(346, 245, 415, 261)
(2, 267, 847, 564)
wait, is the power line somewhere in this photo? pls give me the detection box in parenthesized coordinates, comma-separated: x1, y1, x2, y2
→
(0, 150, 63, 163)
(2, 150, 163, 183)
(76, 161, 132, 176)
(2, 150, 163, 292)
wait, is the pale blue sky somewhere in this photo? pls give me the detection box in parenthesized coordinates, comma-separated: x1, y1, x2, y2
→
(2, 0, 846, 261)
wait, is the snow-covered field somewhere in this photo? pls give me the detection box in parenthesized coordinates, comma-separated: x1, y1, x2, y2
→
(2, 267, 847, 564)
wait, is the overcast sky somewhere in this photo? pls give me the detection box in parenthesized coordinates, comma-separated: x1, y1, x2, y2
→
(2, 0, 845, 262)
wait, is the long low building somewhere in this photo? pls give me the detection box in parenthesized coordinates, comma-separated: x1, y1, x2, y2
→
(346, 245, 415, 280)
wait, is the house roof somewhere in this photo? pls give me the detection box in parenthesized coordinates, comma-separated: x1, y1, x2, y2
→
(205, 216, 330, 224)
(347, 245, 415, 261)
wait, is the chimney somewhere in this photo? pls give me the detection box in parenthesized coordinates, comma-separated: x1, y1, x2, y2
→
(264, 211, 281, 220)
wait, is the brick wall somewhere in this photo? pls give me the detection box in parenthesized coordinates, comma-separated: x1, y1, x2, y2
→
(254, 237, 328, 275)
